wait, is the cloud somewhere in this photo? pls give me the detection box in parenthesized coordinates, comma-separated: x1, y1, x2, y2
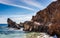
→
(0, 15, 32, 24)
(10, 15, 32, 23)
(21, 0, 43, 9)
(52, 0, 57, 1)
(0, 17, 7, 24)
(0, 0, 34, 11)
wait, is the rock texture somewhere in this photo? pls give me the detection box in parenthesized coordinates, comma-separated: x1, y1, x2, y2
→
(32, 0, 60, 38)
(23, 21, 48, 32)
(7, 18, 20, 29)
(23, 21, 34, 31)
(23, 0, 60, 38)
(32, 1, 60, 24)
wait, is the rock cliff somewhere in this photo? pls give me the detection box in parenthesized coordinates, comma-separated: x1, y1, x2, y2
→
(23, 0, 60, 38)
(31, 0, 60, 25)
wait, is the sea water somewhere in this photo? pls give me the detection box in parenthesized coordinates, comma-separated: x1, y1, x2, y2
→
(0, 24, 26, 38)
(0, 24, 57, 38)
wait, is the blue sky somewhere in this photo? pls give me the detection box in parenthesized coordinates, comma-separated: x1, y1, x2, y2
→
(0, 0, 57, 24)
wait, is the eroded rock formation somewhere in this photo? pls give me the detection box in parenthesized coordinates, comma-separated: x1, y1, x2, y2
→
(23, 21, 48, 32)
(23, 0, 60, 38)
(7, 18, 20, 29)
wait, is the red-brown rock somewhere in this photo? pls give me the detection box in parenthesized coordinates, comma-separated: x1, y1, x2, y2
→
(31, 0, 60, 38)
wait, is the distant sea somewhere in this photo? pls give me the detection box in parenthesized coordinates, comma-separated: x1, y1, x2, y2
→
(0, 24, 57, 38)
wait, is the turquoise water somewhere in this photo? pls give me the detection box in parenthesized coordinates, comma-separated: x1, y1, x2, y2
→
(0, 24, 26, 38)
(0, 24, 57, 38)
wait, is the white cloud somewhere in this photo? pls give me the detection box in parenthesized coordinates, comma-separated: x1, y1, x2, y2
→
(21, 0, 43, 9)
(0, 17, 7, 24)
(0, 0, 34, 11)
(52, 0, 57, 1)
(0, 15, 32, 24)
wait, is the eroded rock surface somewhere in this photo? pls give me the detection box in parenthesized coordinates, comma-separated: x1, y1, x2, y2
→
(23, 0, 60, 38)
(7, 18, 20, 29)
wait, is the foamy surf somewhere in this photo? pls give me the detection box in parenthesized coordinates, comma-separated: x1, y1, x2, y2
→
(8, 28, 24, 31)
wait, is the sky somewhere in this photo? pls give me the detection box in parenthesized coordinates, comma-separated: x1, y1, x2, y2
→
(0, 0, 57, 24)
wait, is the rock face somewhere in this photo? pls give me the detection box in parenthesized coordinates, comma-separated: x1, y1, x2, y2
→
(32, 0, 60, 38)
(23, 21, 33, 31)
(7, 18, 20, 29)
(32, 1, 60, 25)
(58, 0, 60, 1)
(47, 23, 60, 38)
(23, 0, 60, 38)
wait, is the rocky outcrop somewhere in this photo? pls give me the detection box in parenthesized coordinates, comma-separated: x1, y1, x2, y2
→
(47, 23, 60, 38)
(7, 18, 20, 29)
(23, 0, 60, 38)
(23, 21, 33, 31)
(32, 0, 60, 23)
(32, 0, 60, 38)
